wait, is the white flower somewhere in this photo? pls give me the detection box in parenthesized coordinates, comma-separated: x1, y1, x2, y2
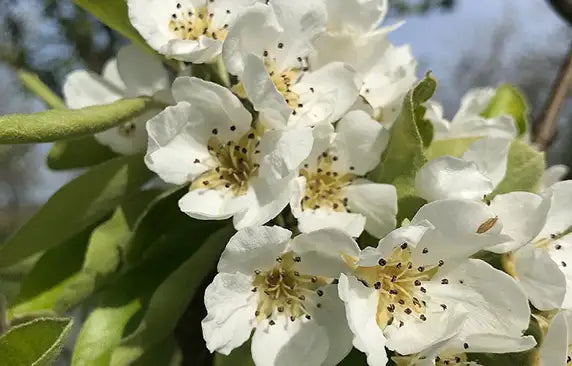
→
(310, 0, 417, 125)
(336, 199, 530, 365)
(145, 76, 313, 229)
(202, 226, 359, 366)
(487, 181, 572, 311)
(128, 0, 259, 63)
(290, 111, 397, 238)
(63, 44, 170, 155)
(415, 137, 511, 202)
(543, 165, 570, 191)
(223, 2, 362, 129)
(536, 311, 572, 366)
(392, 330, 535, 366)
(426, 88, 518, 141)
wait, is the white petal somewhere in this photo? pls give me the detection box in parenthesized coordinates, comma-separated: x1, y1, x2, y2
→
(127, 0, 184, 52)
(359, 221, 434, 267)
(415, 157, 493, 202)
(296, 209, 367, 238)
(547, 234, 572, 309)
(325, 0, 388, 33)
(538, 180, 572, 239)
(251, 315, 329, 366)
(202, 272, 257, 354)
(543, 165, 570, 191)
(338, 274, 388, 366)
(513, 245, 566, 311)
(425, 100, 451, 138)
(178, 188, 238, 221)
(427, 259, 531, 339)
(217, 226, 292, 274)
(362, 42, 417, 122)
(290, 62, 362, 127)
(449, 115, 518, 140)
(116, 44, 169, 97)
(258, 127, 314, 182)
(289, 229, 360, 278)
(311, 285, 354, 365)
(102, 59, 127, 91)
(222, 4, 282, 76)
(63, 69, 123, 109)
(538, 312, 568, 366)
(268, 0, 327, 70)
(232, 177, 292, 230)
(304, 123, 336, 167)
(163, 37, 223, 63)
(462, 137, 511, 187)
(384, 308, 466, 356)
(411, 199, 510, 266)
(334, 111, 389, 175)
(452, 88, 496, 123)
(242, 54, 291, 130)
(171, 77, 252, 138)
(345, 180, 397, 238)
(487, 192, 550, 253)
(145, 102, 211, 185)
(461, 333, 536, 354)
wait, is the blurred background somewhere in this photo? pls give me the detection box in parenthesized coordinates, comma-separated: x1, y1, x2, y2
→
(0, 0, 570, 243)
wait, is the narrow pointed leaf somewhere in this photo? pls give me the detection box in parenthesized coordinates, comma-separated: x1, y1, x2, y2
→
(48, 136, 117, 170)
(0, 155, 152, 267)
(0, 317, 73, 366)
(0, 97, 153, 144)
(111, 226, 235, 366)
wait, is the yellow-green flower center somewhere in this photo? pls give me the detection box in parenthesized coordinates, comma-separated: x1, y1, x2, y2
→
(191, 129, 260, 196)
(169, 4, 228, 42)
(300, 152, 355, 212)
(354, 246, 441, 329)
(252, 252, 330, 324)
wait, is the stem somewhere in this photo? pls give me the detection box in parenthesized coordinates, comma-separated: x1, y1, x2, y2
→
(532, 43, 572, 151)
(17, 69, 66, 109)
(215, 56, 231, 88)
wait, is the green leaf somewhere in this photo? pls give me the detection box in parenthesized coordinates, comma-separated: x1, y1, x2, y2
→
(426, 137, 480, 160)
(48, 136, 117, 170)
(215, 341, 254, 366)
(481, 84, 529, 136)
(0, 317, 73, 366)
(17, 70, 66, 110)
(397, 196, 427, 224)
(72, 300, 142, 366)
(370, 73, 438, 198)
(110, 226, 235, 366)
(0, 155, 152, 267)
(131, 337, 182, 366)
(71, 0, 149, 54)
(9, 229, 92, 319)
(338, 348, 367, 365)
(124, 186, 208, 265)
(0, 97, 153, 144)
(55, 190, 161, 312)
(490, 140, 545, 197)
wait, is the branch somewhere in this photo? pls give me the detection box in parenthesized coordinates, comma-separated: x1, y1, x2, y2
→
(548, 0, 572, 25)
(532, 43, 572, 151)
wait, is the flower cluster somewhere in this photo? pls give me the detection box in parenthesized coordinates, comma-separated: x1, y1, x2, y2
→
(59, 0, 572, 365)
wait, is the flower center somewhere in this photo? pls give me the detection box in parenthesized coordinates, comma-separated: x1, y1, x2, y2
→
(251, 253, 330, 324)
(355, 245, 441, 329)
(191, 129, 260, 196)
(265, 59, 301, 109)
(169, 4, 228, 42)
(300, 152, 355, 212)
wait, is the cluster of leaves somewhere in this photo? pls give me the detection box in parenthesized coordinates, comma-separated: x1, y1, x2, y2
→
(0, 1, 544, 366)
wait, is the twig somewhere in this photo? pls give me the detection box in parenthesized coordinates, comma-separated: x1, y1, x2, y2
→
(532, 43, 572, 151)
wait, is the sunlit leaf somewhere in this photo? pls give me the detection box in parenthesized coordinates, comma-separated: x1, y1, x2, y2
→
(0, 317, 73, 366)
(482, 84, 529, 136)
